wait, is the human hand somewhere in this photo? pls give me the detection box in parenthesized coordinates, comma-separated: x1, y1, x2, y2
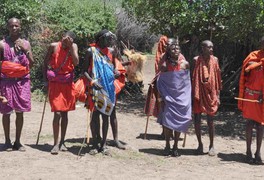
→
(180, 60, 189, 70)
(114, 70, 120, 79)
(15, 39, 28, 53)
(0, 96, 8, 104)
(66, 36, 73, 48)
(43, 81, 49, 94)
(92, 81, 103, 90)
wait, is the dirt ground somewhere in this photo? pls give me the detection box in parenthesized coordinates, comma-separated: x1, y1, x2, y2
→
(0, 56, 263, 180)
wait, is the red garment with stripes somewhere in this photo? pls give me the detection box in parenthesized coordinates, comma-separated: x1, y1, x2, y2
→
(192, 55, 222, 115)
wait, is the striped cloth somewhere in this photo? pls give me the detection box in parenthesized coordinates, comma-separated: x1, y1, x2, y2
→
(192, 55, 222, 115)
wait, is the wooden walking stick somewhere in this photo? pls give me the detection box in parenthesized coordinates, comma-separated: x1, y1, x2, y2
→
(36, 95, 48, 145)
(182, 133, 187, 147)
(86, 109, 92, 143)
(234, 97, 260, 103)
(144, 115, 150, 139)
(77, 108, 92, 158)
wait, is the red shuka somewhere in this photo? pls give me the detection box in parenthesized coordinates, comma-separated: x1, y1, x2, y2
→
(238, 50, 264, 124)
(192, 55, 222, 116)
(48, 42, 75, 112)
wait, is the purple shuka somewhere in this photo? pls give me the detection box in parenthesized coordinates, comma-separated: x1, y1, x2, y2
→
(0, 38, 31, 114)
(157, 70, 192, 133)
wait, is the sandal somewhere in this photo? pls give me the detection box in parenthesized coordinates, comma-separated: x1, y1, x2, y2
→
(3, 142, 13, 152)
(12, 142, 26, 152)
(172, 148, 180, 157)
(89, 148, 99, 156)
(245, 152, 254, 164)
(208, 147, 216, 156)
(254, 154, 263, 165)
(100, 147, 111, 156)
(114, 141, 126, 150)
(50, 145, 59, 155)
(59, 143, 68, 151)
(163, 147, 171, 156)
(195, 144, 203, 155)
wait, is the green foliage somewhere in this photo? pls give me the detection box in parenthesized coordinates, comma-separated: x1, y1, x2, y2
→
(123, 0, 264, 103)
(123, 0, 264, 44)
(0, 0, 117, 93)
(42, 0, 117, 82)
(0, 0, 42, 37)
(44, 0, 116, 40)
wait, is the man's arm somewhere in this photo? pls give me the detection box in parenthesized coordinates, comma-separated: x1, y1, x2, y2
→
(83, 48, 91, 74)
(43, 43, 55, 82)
(15, 39, 34, 67)
(26, 43, 34, 68)
(180, 60, 190, 70)
(214, 56, 222, 90)
(83, 48, 102, 89)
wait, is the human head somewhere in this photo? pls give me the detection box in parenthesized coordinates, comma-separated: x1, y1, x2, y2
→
(259, 36, 264, 50)
(201, 40, 213, 56)
(166, 38, 180, 59)
(7, 17, 21, 37)
(95, 29, 116, 48)
(61, 31, 76, 47)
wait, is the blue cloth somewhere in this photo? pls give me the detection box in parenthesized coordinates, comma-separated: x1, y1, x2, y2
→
(91, 47, 115, 105)
(157, 70, 192, 133)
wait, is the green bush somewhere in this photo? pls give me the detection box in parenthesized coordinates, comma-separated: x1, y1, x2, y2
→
(42, 0, 117, 83)
(0, 0, 117, 93)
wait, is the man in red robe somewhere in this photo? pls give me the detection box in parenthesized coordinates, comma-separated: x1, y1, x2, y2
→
(192, 40, 222, 156)
(43, 31, 79, 154)
(238, 36, 264, 165)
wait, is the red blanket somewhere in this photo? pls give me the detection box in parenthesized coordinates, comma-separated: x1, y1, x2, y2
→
(192, 55, 222, 115)
(1, 61, 29, 77)
(238, 50, 264, 124)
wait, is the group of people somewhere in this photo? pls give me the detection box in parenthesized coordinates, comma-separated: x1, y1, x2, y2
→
(0, 17, 127, 155)
(0, 17, 263, 165)
(154, 35, 263, 165)
(153, 37, 221, 157)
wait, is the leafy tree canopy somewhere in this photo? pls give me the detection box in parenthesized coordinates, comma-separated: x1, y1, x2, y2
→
(123, 0, 264, 44)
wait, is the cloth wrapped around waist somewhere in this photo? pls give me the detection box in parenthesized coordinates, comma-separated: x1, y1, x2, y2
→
(47, 69, 74, 83)
(0, 61, 29, 78)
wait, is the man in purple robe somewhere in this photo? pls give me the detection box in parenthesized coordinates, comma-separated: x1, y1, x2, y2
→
(0, 18, 34, 151)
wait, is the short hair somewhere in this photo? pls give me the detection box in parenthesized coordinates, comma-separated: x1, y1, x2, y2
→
(201, 40, 213, 47)
(7, 17, 21, 26)
(167, 38, 178, 46)
(63, 31, 76, 41)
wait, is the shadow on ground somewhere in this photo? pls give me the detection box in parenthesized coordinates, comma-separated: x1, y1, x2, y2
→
(116, 90, 146, 117)
(139, 148, 203, 157)
(214, 104, 246, 138)
(218, 152, 246, 164)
